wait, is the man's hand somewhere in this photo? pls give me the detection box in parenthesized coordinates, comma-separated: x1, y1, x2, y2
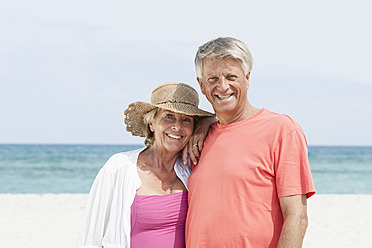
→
(182, 116, 217, 165)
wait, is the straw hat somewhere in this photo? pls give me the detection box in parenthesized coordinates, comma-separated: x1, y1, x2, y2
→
(124, 82, 213, 137)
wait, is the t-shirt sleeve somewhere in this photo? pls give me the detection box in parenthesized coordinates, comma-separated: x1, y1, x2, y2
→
(274, 128, 315, 199)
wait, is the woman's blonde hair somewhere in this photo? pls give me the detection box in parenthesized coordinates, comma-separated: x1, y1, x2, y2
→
(142, 108, 160, 147)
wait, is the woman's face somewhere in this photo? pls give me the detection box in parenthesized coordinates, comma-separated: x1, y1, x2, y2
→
(149, 109, 194, 153)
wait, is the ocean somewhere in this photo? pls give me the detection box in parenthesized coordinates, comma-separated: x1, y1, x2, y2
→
(0, 144, 371, 194)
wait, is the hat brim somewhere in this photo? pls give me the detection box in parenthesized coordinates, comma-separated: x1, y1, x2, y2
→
(124, 101, 213, 137)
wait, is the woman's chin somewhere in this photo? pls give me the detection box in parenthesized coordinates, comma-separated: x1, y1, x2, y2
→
(164, 143, 187, 154)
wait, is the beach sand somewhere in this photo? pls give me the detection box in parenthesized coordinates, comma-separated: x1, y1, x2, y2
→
(1, 194, 371, 248)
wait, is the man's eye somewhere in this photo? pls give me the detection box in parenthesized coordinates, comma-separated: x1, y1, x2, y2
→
(183, 118, 192, 123)
(165, 114, 174, 119)
(208, 77, 218, 83)
(227, 75, 237, 80)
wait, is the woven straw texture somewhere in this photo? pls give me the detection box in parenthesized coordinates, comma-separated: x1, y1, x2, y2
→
(124, 82, 213, 137)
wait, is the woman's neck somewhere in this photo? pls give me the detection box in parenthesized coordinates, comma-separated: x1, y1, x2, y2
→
(141, 145, 179, 172)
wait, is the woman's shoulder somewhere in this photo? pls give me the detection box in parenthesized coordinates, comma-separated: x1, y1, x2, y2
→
(101, 147, 145, 173)
(174, 155, 191, 190)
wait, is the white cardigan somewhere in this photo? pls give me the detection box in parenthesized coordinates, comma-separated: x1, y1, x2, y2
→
(78, 148, 191, 248)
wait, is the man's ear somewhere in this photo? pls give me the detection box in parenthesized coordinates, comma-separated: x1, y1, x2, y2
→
(197, 77, 205, 95)
(245, 72, 250, 89)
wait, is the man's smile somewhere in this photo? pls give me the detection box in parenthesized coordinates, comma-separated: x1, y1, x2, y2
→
(215, 93, 234, 100)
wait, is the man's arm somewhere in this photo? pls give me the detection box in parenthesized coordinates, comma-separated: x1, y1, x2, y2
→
(278, 194, 308, 248)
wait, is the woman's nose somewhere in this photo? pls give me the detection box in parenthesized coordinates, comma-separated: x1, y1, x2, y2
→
(172, 119, 182, 130)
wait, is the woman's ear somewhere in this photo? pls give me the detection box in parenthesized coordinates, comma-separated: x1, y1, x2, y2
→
(149, 121, 154, 132)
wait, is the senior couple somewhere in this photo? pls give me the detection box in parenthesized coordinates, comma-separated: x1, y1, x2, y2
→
(79, 37, 315, 248)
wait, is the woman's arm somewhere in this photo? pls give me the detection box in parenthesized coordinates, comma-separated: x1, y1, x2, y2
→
(182, 115, 217, 165)
(78, 167, 114, 248)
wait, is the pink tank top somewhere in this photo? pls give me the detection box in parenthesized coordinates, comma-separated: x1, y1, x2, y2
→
(131, 191, 188, 248)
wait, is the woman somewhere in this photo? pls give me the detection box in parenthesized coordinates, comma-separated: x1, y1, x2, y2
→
(78, 82, 213, 248)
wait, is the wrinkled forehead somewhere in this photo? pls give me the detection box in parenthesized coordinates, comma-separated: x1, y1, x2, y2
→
(201, 57, 244, 75)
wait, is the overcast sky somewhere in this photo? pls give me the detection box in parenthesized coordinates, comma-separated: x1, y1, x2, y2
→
(1, 0, 371, 146)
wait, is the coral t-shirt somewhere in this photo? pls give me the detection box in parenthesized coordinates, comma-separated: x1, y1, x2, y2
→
(186, 108, 315, 248)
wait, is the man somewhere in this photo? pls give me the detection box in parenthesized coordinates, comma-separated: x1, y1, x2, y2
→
(184, 37, 315, 247)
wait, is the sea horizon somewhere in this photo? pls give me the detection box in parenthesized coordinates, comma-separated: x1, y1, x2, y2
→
(0, 144, 371, 194)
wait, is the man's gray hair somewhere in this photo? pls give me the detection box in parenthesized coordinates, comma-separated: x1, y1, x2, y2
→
(195, 37, 253, 79)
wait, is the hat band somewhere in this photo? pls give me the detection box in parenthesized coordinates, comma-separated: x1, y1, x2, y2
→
(156, 100, 197, 107)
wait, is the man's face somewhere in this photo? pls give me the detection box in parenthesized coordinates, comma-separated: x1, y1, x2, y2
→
(198, 58, 250, 124)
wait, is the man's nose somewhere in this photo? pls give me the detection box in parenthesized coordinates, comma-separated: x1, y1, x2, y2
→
(218, 77, 229, 92)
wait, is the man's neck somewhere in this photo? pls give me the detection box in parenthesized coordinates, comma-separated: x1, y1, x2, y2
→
(217, 103, 260, 125)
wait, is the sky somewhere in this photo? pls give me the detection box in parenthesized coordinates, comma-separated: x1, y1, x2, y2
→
(1, 0, 372, 146)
